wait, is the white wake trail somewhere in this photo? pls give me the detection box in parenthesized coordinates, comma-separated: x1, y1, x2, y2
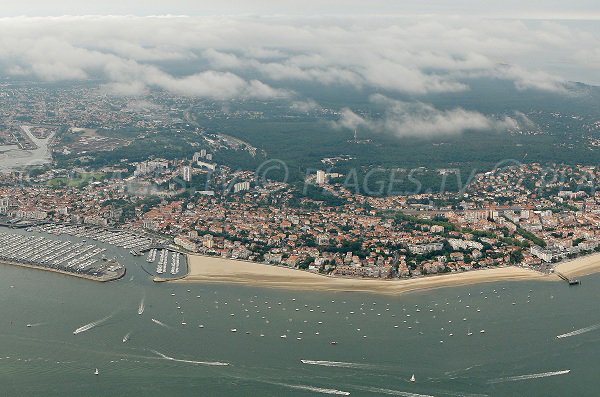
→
(301, 359, 376, 369)
(73, 314, 113, 335)
(489, 370, 570, 384)
(556, 323, 600, 339)
(150, 350, 229, 366)
(151, 318, 170, 328)
(274, 382, 350, 395)
(354, 386, 435, 397)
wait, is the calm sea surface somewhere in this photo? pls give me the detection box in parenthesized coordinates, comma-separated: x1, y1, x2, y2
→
(0, 226, 598, 396)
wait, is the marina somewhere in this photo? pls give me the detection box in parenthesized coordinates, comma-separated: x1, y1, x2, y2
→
(146, 248, 186, 278)
(31, 224, 160, 251)
(0, 231, 124, 281)
(25, 223, 187, 279)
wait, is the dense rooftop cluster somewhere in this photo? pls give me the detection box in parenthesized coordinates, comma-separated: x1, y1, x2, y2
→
(2, 159, 600, 279)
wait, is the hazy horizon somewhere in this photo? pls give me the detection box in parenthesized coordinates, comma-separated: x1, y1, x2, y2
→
(3, 0, 600, 19)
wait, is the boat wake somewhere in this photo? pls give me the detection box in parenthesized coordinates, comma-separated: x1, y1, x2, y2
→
(444, 363, 483, 377)
(556, 323, 600, 339)
(138, 297, 145, 315)
(301, 359, 376, 369)
(273, 382, 350, 395)
(151, 318, 170, 328)
(489, 369, 570, 384)
(353, 386, 434, 397)
(73, 314, 113, 335)
(150, 350, 229, 366)
(122, 332, 131, 343)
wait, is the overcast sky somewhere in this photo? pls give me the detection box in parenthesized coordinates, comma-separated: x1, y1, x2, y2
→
(3, 0, 600, 19)
(1, 1, 598, 137)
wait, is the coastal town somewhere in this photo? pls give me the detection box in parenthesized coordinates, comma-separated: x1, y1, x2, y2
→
(1, 149, 599, 281)
(1, 83, 599, 281)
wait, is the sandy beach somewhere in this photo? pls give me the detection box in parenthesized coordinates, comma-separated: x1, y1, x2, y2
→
(177, 254, 554, 294)
(554, 252, 600, 278)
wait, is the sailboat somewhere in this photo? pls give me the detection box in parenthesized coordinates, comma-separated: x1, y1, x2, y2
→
(94, 368, 99, 375)
(410, 374, 415, 382)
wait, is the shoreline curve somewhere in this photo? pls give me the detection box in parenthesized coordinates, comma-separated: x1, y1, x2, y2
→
(173, 254, 557, 295)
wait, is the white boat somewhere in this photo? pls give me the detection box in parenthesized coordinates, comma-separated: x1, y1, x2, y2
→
(138, 298, 145, 315)
(94, 368, 99, 375)
(410, 374, 415, 382)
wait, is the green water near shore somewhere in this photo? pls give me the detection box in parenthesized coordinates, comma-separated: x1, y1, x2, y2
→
(0, 227, 598, 396)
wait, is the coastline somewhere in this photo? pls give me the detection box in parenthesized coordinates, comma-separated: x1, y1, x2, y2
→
(554, 252, 600, 278)
(0, 259, 125, 282)
(175, 254, 555, 294)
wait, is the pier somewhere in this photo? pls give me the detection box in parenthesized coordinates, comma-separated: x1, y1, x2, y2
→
(555, 271, 580, 286)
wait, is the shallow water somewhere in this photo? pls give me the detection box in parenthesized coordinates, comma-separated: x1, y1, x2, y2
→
(0, 226, 598, 396)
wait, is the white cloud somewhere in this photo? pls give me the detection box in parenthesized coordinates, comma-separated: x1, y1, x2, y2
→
(513, 111, 536, 128)
(142, 68, 290, 99)
(493, 64, 569, 92)
(335, 94, 518, 137)
(100, 81, 149, 96)
(290, 99, 321, 112)
(0, 15, 598, 99)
